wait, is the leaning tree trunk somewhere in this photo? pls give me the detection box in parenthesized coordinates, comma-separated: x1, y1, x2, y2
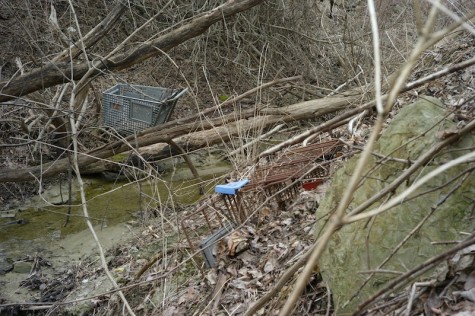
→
(0, 94, 359, 182)
(0, 0, 267, 103)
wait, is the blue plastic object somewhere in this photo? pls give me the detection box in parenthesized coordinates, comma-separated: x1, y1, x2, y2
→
(215, 179, 249, 195)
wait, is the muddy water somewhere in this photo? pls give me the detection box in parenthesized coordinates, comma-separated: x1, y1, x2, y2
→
(0, 155, 231, 267)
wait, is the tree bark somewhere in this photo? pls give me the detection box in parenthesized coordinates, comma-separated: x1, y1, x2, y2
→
(0, 0, 266, 102)
(0, 94, 358, 182)
(138, 95, 357, 159)
(52, 2, 128, 63)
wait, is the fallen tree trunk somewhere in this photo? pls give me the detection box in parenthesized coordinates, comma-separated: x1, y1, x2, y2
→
(5, 52, 465, 182)
(138, 94, 359, 159)
(0, 94, 359, 182)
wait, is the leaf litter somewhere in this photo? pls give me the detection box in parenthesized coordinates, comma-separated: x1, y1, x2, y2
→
(1, 29, 474, 316)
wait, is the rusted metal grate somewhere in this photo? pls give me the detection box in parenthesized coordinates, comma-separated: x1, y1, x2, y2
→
(240, 139, 341, 209)
(245, 139, 341, 191)
(180, 139, 343, 269)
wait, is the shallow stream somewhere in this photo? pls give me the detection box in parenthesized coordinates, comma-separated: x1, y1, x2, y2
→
(0, 154, 231, 273)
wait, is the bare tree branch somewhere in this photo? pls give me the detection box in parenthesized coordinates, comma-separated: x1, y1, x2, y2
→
(0, 94, 356, 182)
(52, 2, 128, 63)
(0, 0, 266, 102)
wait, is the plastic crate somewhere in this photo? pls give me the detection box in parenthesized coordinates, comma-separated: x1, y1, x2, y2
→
(102, 84, 186, 135)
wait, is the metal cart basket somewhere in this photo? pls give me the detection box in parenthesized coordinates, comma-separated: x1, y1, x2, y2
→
(102, 84, 187, 135)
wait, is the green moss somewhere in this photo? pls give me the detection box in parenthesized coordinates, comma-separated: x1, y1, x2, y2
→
(0, 172, 225, 256)
(109, 153, 129, 162)
(317, 96, 475, 312)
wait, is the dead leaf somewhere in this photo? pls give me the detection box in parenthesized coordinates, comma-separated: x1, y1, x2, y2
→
(424, 288, 442, 314)
(282, 218, 293, 226)
(436, 128, 459, 139)
(163, 306, 186, 316)
(259, 206, 272, 223)
(226, 230, 250, 256)
(249, 269, 263, 279)
(453, 288, 475, 302)
(227, 265, 238, 278)
(178, 286, 198, 305)
(206, 269, 218, 285)
(264, 257, 277, 273)
(464, 271, 475, 290)
(229, 279, 247, 290)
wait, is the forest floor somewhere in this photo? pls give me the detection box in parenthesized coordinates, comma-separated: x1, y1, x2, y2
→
(0, 3, 475, 314)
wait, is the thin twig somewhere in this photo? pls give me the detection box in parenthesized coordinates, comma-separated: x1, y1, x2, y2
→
(277, 2, 448, 314)
(406, 281, 434, 316)
(167, 139, 204, 195)
(345, 150, 475, 224)
(346, 118, 475, 218)
(358, 269, 404, 275)
(226, 123, 286, 158)
(68, 102, 136, 316)
(355, 233, 475, 314)
(345, 167, 472, 306)
(367, 0, 383, 114)
(244, 243, 317, 316)
(405, 55, 475, 91)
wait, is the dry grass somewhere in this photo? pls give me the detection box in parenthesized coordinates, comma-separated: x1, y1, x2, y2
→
(1, 1, 475, 315)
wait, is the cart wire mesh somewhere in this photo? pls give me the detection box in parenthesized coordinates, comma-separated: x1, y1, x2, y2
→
(102, 84, 187, 135)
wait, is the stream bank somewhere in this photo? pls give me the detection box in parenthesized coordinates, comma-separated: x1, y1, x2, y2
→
(0, 150, 232, 308)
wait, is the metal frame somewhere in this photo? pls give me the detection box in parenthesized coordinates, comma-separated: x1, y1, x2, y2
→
(102, 84, 187, 135)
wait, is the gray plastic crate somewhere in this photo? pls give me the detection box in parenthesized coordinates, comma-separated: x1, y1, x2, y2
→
(102, 84, 186, 135)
